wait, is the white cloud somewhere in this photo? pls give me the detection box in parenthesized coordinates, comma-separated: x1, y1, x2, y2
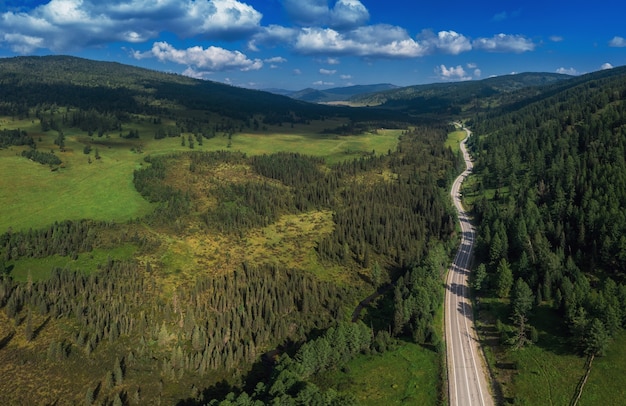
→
(601, 63, 613, 70)
(313, 80, 335, 86)
(330, 0, 370, 29)
(467, 62, 477, 69)
(293, 68, 302, 75)
(248, 25, 297, 51)
(609, 36, 626, 47)
(294, 25, 427, 58)
(326, 57, 340, 65)
(550, 35, 563, 42)
(0, 0, 263, 53)
(320, 68, 337, 75)
(556, 67, 578, 75)
(436, 64, 472, 81)
(281, 0, 369, 29)
(264, 56, 287, 63)
(138, 41, 263, 72)
(418, 30, 472, 55)
(340, 74, 352, 79)
(473, 69, 482, 78)
(473, 34, 535, 53)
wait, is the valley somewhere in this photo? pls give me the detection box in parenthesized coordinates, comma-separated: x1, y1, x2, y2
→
(1, 55, 626, 405)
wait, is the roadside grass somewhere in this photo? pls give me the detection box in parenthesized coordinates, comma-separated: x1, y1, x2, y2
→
(315, 342, 440, 405)
(578, 330, 626, 405)
(445, 130, 466, 154)
(477, 298, 585, 405)
(7, 243, 137, 282)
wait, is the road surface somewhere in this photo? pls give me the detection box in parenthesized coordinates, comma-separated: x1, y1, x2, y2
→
(445, 127, 494, 406)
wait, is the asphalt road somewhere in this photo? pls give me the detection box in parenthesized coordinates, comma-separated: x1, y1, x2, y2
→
(445, 127, 494, 406)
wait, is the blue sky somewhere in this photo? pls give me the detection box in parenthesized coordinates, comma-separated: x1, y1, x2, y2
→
(0, 0, 624, 90)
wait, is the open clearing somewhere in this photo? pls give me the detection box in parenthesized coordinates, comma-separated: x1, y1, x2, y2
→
(0, 116, 400, 232)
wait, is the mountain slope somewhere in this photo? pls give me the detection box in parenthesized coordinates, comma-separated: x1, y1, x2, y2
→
(0, 55, 337, 122)
(292, 84, 399, 102)
(351, 72, 572, 115)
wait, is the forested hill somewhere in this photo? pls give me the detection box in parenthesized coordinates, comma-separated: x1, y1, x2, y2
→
(351, 72, 571, 116)
(467, 64, 626, 356)
(0, 55, 395, 124)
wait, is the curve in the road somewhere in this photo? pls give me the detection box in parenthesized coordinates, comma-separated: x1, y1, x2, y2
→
(445, 126, 494, 406)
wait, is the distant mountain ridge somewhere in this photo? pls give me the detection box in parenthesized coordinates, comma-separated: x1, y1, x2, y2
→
(266, 83, 399, 103)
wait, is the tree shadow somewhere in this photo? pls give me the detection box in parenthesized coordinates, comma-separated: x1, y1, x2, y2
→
(457, 301, 474, 321)
(0, 330, 15, 350)
(33, 316, 51, 340)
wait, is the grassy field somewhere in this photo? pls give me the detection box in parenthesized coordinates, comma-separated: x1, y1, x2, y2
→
(316, 342, 440, 405)
(7, 243, 137, 282)
(477, 299, 586, 405)
(579, 330, 626, 405)
(445, 130, 467, 154)
(0, 116, 400, 232)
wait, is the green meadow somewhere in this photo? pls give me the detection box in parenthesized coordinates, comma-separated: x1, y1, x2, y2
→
(0, 116, 400, 232)
(316, 342, 440, 405)
(445, 129, 467, 154)
(7, 243, 137, 282)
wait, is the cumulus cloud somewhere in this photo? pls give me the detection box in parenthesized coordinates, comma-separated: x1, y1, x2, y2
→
(0, 0, 262, 53)
(294, 25, 427, 57)
(436, 65, 472, 81)
(340, 74, 352, 79)
(473, 34, 535, 53)
(418, 30, 472, 55)
(289, 27, 533, 59)
(248, 25, 297, 51)
(313, 80, 335, 86)
(330, 0, 370, 29)
(473, 68, 482, 78)
(136, 42, 263, 73)
(556, 67, 578, 75)
(601, 62, 613, 70)
(609, 36, 626, 47)
(281, 0, 369, 29)
(320, 68, 337, 75)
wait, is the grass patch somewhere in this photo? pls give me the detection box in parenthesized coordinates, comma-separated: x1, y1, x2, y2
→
(445, 130, 466, 154)
(316, 342, 440, 405)
(477, 299, 585, 405)
(579, 330, 626, 405)
(221, 129, 400, 165)
(0, 116, 400, 233)
(7, 243, 137, 282)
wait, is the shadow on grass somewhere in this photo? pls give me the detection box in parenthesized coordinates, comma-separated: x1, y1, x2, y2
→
(0, 330, 15, 350)
(529, 305, 574, 356)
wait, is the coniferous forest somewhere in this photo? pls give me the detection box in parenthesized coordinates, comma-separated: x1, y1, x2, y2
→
(2, 55, 626, 404)
(465, 65, 626, 401)
(0, 56, 464, 405)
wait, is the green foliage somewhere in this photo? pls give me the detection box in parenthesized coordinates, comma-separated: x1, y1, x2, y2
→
(21, 149, 62, 166)
(0, 128, 35, 148)
(495, 258, 513, 298)
(511, 278, 534, 321)
(584, 318, 610, 356)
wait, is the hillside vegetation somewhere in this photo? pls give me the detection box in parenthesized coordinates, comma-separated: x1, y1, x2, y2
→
(3, 53, 626, 405)
(0, 56, 463, 405)
(465, 65, 626, 404)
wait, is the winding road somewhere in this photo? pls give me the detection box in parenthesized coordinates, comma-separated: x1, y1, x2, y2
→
(445, 127, 494, 406)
